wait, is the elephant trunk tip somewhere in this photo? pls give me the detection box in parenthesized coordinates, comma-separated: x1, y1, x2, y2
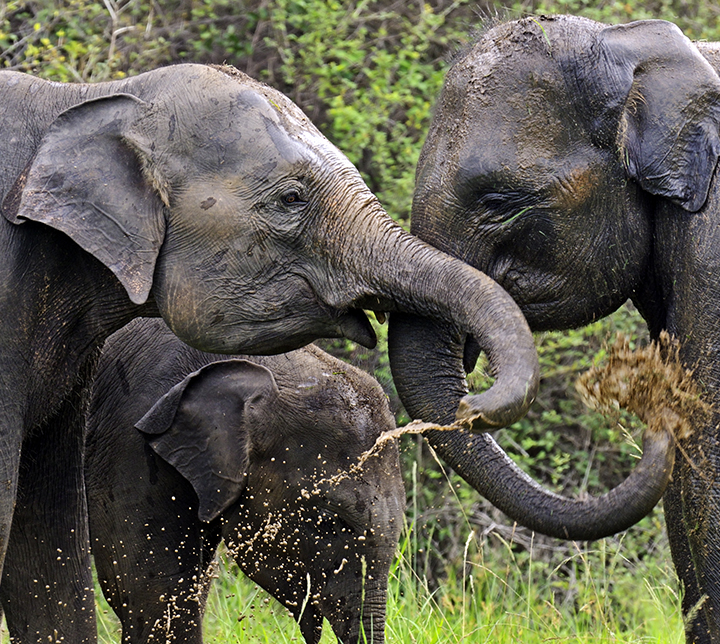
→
(456, 356, 540, 432)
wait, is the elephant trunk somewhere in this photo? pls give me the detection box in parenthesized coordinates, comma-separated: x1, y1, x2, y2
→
(325, 205, 540, 430)
(326, 585, 387, 644)
(388, 315, 675, 540)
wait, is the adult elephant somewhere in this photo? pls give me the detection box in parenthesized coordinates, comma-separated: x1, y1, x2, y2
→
(86, 319, 404, 644)
(389, 15, 720, 643)
(0, 63, 542, 641)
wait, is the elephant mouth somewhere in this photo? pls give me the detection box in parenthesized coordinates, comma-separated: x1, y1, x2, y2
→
(334, 307, 377, 348)
(323, 293, 395, 349)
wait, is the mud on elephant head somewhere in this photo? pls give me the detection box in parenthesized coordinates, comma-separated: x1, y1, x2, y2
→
(0, 62, 537, 639)
(3, 62, 540, 414)
(390, 14, 720, 641)
(86, 318, 403, 644)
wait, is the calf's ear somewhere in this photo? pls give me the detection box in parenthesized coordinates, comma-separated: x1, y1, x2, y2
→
(136, 359, 279, 522)
(594, 20, 720, 212)
(2, 94, 166, 304)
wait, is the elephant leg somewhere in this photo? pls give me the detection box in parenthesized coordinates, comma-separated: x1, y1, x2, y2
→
(677, 438, 720, 643)
(664, 468, 710, 643)
(0, 401, 96, 642)
(91, 486, 215, 642)
(94, 526, 220, 644)
(97, 569, 204, 644)
(0, 422, 21, 581)
(96, 549, 206, 644)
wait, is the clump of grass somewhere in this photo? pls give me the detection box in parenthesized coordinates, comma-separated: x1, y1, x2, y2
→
(577, 331, 711, 442)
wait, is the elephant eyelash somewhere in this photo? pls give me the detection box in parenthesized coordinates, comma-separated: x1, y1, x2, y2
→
(475, 192, 538, 223)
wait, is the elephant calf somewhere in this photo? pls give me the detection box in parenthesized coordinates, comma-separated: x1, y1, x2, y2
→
(85, 318, 404, 644)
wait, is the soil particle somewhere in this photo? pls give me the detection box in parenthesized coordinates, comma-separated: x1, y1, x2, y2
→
(576, 331, 711, 441)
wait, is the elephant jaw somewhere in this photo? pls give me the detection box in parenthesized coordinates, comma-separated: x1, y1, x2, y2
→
(334, 307, 377, 348)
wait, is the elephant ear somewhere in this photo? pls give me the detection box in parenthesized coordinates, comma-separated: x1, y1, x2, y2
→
(2, 94, 166, 304)
(136, 359, 279, 522)
(595, 20, 720, 212)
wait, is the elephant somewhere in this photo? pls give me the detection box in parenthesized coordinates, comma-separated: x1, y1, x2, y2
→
(0, 62, 545, 641)
(84, 318, 404, 644)
(388, 14, 720, 642)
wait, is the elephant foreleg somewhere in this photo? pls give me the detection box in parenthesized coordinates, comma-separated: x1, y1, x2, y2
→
(0, 398, 96, 643)
(663, 416, 720, 644)
(96, 558, 206, 644)
(89, 471, 217, 643)
(0, 417, 21, 582)
(665, 470, 710, 642)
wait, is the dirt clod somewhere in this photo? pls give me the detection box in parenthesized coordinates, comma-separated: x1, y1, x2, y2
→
(575, 331, 710, 441)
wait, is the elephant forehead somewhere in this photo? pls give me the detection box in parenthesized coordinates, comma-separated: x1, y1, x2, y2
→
(440, 54, 577, 161)
(156, 66, 371, 183)
(150, 75, 322, 169)
(168, 109, 311, 173)
(228, 86, 357, 176)
(294, 378, 379, 434)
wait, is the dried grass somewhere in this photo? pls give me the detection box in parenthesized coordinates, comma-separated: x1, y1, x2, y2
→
(576, 331, 710, 441)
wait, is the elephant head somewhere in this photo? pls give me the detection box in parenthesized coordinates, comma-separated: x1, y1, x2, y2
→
(388, 16, 708, 540)
(136, 343, 404, 644)
(2, 63, 538, 432)
(407, 16, 720, 330)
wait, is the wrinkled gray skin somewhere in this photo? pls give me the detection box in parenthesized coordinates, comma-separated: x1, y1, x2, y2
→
(0, 64, 539, 641)
(85, 318, 403, 644)
(391, 15, 720, 642)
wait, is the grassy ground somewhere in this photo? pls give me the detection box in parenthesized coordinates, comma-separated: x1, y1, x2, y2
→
(89, 516, 683, 643)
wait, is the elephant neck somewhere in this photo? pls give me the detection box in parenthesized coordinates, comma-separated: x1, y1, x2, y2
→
(1, 219, 156, 430)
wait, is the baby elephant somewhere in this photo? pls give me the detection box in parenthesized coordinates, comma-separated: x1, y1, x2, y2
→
(85, 317, 404, 644)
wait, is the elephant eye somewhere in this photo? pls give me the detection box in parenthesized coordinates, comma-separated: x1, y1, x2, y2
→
(476, 192, 538, 224)
(280, 190, 306, 206)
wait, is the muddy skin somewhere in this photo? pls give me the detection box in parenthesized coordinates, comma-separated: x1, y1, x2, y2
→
(391, 15, 720, 642)
(86, 318, 404, 643)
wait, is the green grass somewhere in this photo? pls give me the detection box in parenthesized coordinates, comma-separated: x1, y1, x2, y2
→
(88, 521, 683, 643)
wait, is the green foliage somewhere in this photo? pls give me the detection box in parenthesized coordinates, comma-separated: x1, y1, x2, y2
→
(0, 0, 122, 81)
(0, 1, 262, 82)
(264, 0, 474, 223)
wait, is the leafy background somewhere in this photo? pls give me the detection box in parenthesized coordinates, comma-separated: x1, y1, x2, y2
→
(4, 0, 718, 640)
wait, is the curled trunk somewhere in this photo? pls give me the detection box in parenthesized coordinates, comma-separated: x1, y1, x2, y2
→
(332, 211, 540, 431)
(424, 428, 673, 541)
(388, 315, 675, 540)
